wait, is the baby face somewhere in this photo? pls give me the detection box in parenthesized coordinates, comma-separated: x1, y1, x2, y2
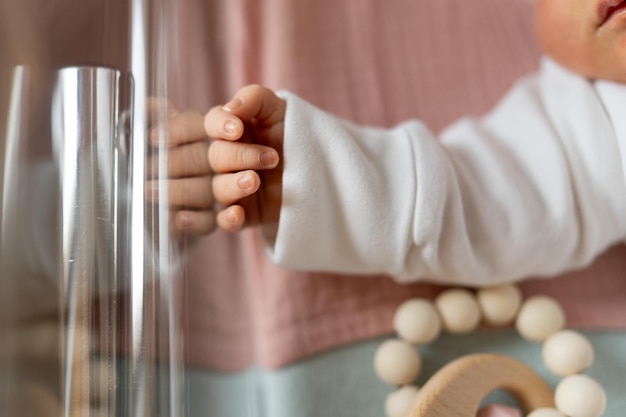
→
(535, 0, 626, 82)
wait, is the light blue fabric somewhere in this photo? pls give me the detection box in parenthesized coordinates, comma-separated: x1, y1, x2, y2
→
(187, 330, 626, 417)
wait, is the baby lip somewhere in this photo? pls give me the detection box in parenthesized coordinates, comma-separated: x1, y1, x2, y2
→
(598, 0, 626, 26)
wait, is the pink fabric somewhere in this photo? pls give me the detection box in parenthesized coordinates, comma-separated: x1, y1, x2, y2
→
(171, 0, 626, 371)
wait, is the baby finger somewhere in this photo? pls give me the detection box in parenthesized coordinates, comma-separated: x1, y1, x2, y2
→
(146, 176, 213, 208)
(212, 170, 260, 206)
(149, 109, 206, 147)
(173, 209, 217, 235)
(208, 140, 279, 173)
(204, 105, 243, 141)
(216, 205, 246, 232)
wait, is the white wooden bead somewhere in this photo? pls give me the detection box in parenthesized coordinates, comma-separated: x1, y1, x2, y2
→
(374, 339, 421, 385)
(515, 295, 565, 342)
(435, 289, 481, 334)
(542, 330, 594, 376)
(555, 375, 606, 417)
(476, 284, 522, 326)
(385, 385, 420, 417)
(393, 298, 441, 344)
(526, 408, 566, 417)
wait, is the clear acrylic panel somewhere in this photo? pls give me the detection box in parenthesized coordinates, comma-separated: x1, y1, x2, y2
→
(0, 1, 186, 416)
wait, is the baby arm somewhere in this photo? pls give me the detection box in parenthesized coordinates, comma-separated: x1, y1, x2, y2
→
(208, 60, 626, 286)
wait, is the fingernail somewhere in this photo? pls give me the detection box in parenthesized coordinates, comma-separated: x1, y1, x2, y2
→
(223, 96, 244, 112)
(224, 120, 238, 135)
(260, 151, 278, 167)
(238, 173, 253, 189)
(226, 209, 239, 224)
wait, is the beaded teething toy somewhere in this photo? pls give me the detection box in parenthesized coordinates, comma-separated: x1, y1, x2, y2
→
(373, 284, 606, 417)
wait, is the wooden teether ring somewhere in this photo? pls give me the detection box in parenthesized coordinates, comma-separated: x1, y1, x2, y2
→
(404, 353, 554, 417)
(379, 287, 605, 417)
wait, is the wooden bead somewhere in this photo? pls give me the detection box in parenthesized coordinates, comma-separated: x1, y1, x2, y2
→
(476, 284, 522, 326)
(515, 295, 565, 342)
(393, 298, 441, 345)
(554, 375, 606, 417)
(374, 339, 421, 385)
(542, 330, 594, 376)
(385, 385, 419, 417)
(527, 408, 566, 417)
(435, 289, 481, 334)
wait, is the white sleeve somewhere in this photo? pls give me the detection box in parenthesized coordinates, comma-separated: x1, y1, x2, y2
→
(263, 58, 626, 286)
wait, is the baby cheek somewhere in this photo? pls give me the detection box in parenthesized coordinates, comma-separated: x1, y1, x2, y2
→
(612, 35, 626, 81)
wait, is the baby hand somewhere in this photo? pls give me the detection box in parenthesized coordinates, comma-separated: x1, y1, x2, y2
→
(204, 85, 285, 232)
